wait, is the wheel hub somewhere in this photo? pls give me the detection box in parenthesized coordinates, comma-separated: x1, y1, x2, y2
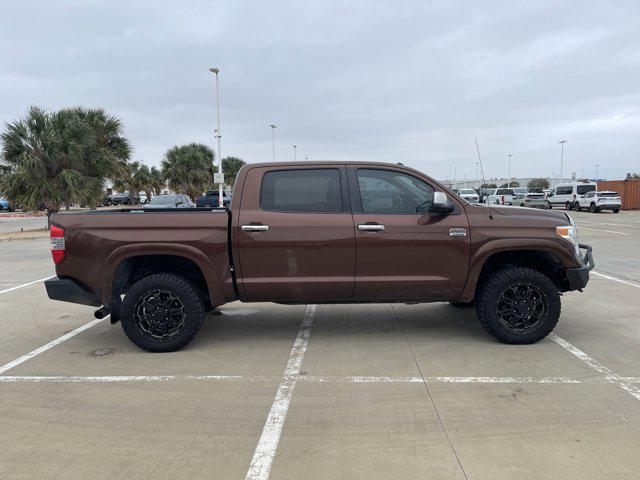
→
(496, 283, 549, 334)
(135, 289, 186, 338)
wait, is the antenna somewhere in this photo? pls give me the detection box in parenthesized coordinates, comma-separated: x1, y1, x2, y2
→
(475, 137, 493, 219)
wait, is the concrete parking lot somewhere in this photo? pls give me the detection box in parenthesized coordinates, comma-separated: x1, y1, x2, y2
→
(1, 210, 639, 479)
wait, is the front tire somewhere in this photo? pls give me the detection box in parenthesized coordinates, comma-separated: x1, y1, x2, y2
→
(574, 202, 581, 211)
(475, 267, 560, 344)
(590, 203, 598, 213)
(565, 202, 572, 211)
(120, 273, 205, 352)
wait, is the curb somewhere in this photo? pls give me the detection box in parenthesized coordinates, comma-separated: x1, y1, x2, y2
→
(0, 232, 49, 242)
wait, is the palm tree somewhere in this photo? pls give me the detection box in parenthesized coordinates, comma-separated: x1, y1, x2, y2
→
(149, 166, 165, 195)
(0, 106, 130, 224)
(221, 156, 246, 188)
(161, 143, 214, 200)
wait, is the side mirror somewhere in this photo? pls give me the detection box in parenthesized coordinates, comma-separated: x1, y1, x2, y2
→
(432, 191, 455, 214)
(175, 201, 184, 207)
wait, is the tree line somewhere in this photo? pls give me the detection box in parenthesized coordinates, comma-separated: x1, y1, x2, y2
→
(0, 107, 245, 218)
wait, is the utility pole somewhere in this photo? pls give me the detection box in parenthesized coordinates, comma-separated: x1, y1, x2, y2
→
(270, 124, 277, 162)
(209, 67, 223, 207)
(507, 154, 512, 188)
(558, 140, 567, 184)
(453, 166, 457, 189)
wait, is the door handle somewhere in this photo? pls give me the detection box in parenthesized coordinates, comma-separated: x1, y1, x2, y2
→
(241, 224, 270, 232)
(358, 224, 385, 231)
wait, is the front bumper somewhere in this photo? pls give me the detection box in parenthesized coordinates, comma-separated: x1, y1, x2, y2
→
(565, 244, 594, 291)
(45, 277, 101, 307)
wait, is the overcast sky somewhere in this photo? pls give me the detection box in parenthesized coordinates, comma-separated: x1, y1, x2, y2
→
(2, 1, 639, 181)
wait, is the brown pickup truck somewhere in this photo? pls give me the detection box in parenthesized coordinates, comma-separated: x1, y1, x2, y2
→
(46, 162, 594, 352)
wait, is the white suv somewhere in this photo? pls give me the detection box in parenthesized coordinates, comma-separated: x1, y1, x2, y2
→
(576, 191, 621, 213)
(456, 188, 479, 203)
(484, 188, 516, 205)
(547, 182, 597, 210)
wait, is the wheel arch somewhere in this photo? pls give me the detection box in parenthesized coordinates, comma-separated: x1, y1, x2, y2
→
(460, 240, 576, 302)
(101, 244, 225, 312)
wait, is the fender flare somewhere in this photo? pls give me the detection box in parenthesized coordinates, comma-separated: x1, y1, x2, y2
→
(100, 243, 224, 307)
(459, 238, 577, 302)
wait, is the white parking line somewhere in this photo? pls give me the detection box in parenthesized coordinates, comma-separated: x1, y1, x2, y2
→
(0, 275, 54, 295)
(550, 334, 640, 401)
(578, 220, 640, 228)
(5, 374, 638, 384)
(592, 271, 640, 289)
(0, 317, 105, 374)
(245, 305, 316, 480)
(577, 226, 630, 235)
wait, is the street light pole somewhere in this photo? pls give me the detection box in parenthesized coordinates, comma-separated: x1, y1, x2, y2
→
(270, 125, 277, 162)
(558, 140, 567, 184)
(595, 164, 600, 181)
(453, 166, 457, 189)
(507, 154, 512, 188)
(209, 67, 223, 207)
(293, 145, 297, 162)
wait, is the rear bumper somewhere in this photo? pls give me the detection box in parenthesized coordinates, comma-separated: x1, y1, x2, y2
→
(45, 277, 102, 307)
(565, 244, 594, 291)
(597, 204, 621, 210)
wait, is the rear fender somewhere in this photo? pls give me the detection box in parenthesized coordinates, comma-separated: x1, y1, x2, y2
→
(101, 243, 223, 307)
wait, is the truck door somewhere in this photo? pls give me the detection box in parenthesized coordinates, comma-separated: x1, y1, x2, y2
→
(236, 165, 355, 302)
(348, 166, 470, 301)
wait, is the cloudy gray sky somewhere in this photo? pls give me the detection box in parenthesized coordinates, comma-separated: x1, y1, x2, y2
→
(2, 0, 639, 181)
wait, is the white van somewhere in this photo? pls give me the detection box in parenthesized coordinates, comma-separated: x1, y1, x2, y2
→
(547, 182, 597, 210)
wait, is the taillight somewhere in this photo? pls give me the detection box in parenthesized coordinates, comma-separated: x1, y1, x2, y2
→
(50, 225, 65, 264)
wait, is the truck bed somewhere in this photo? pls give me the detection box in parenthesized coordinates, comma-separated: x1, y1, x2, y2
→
(51, 208, 234, 308)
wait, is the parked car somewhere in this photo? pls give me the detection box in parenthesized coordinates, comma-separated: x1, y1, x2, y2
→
(46, 161, 593, 352)
(547, 182, 597, 210)
(512, 192, 549, 209)
(484, 188, 517, 205)
(195, 190, 232, 207)
(456, 188, 480, 203)
(575, 191, 621, 213)
(139, 192, 149, 204)
(143, 194, 195, 209)
(0, 197, 14, 211)
(478, 188, 495, 203)
(105, 191, 140, 206)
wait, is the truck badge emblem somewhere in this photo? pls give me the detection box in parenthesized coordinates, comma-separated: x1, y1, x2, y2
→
(449, 228, 467, 237)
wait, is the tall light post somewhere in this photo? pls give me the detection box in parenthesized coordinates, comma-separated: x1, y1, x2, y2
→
(293, 145, 297, 161)
(209, 67, 223, 207)
(558, 140, 567, 184)
(595, 164, 600, 181)
(507, 154, 512, 188)
(270, 124, 277, 162)
(453, 166, 457, 189)
(475, 160, 479, 189)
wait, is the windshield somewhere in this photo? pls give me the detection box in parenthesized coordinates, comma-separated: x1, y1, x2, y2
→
(150, 195, 177, 205)
(513, 188, 528, 194)
(459, 189, 476, 195)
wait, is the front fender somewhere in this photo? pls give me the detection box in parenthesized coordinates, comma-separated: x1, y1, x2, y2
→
(459, 238, 579, 302)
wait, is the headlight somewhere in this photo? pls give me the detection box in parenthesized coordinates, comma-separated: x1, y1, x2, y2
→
(556, 224, 580, 258)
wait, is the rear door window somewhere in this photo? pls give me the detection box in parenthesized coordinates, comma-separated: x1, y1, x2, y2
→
(260, 169, 344, 212)
(576, 185, 596, 195)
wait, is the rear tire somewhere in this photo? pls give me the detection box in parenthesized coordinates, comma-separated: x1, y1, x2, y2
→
(613, 208, 620, 213)
(574, 202, 581, 211)
(475, 267, 560, 344)
(565, 202, 572, 210)
(120, 273, 205, 352)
